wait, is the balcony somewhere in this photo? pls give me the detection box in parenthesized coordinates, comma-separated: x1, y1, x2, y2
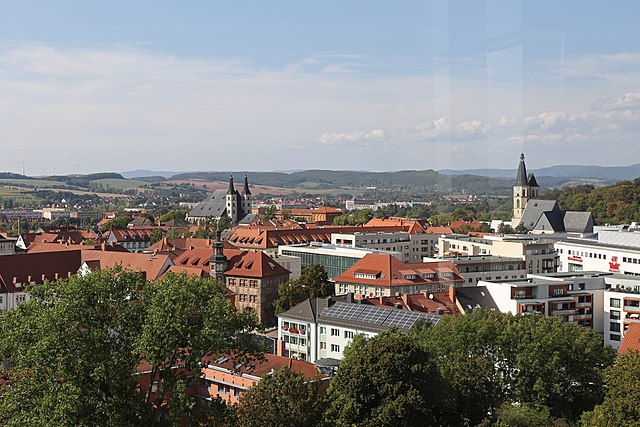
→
(552, 308, 576, 315)
(574, 313, 592, 320)
(624, 305, 640, 313)
(575, 302, 592, 308)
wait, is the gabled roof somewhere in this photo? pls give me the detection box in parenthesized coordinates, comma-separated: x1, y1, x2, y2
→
(160, 218, 190, 228)
(188, 189, 228, 218)
(362, 291, 459, 315)
(0, 251, 83, 292)
(26, 242, 128, 254)
(32, 231, 84, 245)
(563, 211, 594, 233)
(527, 172, 539, 187)
(520, 199, 561, 230)
(203, 353, 322, 380)
(332, 254, 464, 288)
(172, 247, 290, 278)
(107, 228, 155, 242)
(81, 251, 171, 281)
(128, 217, 154, 227)
(619, 323, 640, 354)
(425, 226, 454, 235)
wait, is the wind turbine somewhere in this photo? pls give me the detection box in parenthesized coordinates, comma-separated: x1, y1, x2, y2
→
(18, 156, 27, 176)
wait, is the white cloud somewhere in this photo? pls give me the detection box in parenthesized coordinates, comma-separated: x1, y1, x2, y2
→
(591, 92, 640, 111)
(318, 129, 388, 145)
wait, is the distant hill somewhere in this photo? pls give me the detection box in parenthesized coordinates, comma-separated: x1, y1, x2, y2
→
(440, 164, 640, 181)
(170, 170, 514, 196)
(0, 172, 29, 180)
(542, 178, 640, 225)
(121, 170, 183, 179)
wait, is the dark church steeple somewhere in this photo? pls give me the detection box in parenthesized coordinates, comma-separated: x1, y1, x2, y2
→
(515, 153, 528, 186)
(227, 175, 235, 195)
(242, 174, 251, 195)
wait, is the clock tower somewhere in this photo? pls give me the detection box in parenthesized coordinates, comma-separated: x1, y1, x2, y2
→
(211, 230, 227, 284)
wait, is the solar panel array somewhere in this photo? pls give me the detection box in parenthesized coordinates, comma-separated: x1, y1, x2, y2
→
(320, 302, 440, 331)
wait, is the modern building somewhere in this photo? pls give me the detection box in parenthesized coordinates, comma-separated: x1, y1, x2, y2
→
(332, 254, 464, 298)
(276, 206, 342, 225)
(602, 274, 640, 349)
(0, 237, 15, 256)
(277, 295, 441, 363)
(438, 234, 558, 275)
(556, 238, 640, 275)
(331, 230, 438, 262)
(278, 243, 401, 279)
(423, 255, 526, 286)
(187, 175, 253, 225)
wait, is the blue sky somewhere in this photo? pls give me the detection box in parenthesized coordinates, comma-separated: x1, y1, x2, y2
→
(1, 1, 639, 174)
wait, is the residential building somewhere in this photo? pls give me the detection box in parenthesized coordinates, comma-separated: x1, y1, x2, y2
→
(187, 175, 252, 225)
(331, 230, 438, 262)
(277, 295, 441, 363)
(476, 273, 607, 332)
(105, 228, 155, 252)
(602, 274, 640, 349)
(79, 251, 173, 281)
(0, 251, 83, 312)
(277, 243, 401, 279)
(332, 254, 464, 298)
(0, 237, 15, 256)
(438, 234, 558, 274)
(360, 288, 459, 315)
(423, 255, 526, 286)
(276, 206, 342, 225)
(618, 323, 640, 354)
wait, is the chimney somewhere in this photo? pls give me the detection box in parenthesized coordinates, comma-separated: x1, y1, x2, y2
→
(163, 237, 167, 245)
(401, 293, 409, 307)
(448, 285, 456, 304)
(346, 292, 355, 303)
(101, 243, 107, 251)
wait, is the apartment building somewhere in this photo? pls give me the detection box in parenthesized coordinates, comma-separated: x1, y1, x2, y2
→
(331, 230, 438, 262)
(602, 274, 640, 349)
(438, 234, 558, 274)
(423, 255, 526, 286)
(277, 243, 400, 279)
(477, 273, 606, 332)
(332, 254, 464, 298)
(277, 295, 441, 363)
(0, 237, 15, 256)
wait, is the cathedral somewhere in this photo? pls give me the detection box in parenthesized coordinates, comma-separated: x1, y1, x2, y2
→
(187, 175, 253, 225)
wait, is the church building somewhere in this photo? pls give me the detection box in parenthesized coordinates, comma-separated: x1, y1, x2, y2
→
(511, 154, 593, 235)
(187, 175, 253, 225)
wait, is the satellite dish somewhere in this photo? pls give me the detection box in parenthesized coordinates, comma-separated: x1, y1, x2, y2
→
(428, 293, 434, 299)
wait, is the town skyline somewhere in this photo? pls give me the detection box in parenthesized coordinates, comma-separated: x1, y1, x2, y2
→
(1, 1, 639, 173)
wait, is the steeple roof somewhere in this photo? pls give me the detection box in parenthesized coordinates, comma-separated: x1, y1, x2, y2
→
(242, 174, 251, 195)
(527, 172, 539, 187)
(227, 175, 235, 195)
(515, 153, 528, 186)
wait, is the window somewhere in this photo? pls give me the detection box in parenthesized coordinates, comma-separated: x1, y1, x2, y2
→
(290, 336, 298, 345)
(299, 338, 306, 346)
(320, 326, 326, 335)
(610, 298, 621, 308)
(610, 310, 621, 320)
(344, 331, 354, 339)
(610, 334, 621, 342)
(610, 322, 621, 332)
(320, 342, 326, 349)
(331, 328, 339, 336)
(218, 384, 230, 395)
(331, 344, 340, 353)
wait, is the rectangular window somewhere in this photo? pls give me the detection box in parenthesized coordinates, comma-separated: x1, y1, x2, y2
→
(610, 310, 621, 320)
(610, 334, 621, 342)
(331, 328, 339, 336)
(320, 341, 326, 349)
(610, 298, 621, 308)
(320, 326, 326, 335)
(331, 344, 340, 352)
(610, 322, 621, 332)
(344, 331, 354, 339)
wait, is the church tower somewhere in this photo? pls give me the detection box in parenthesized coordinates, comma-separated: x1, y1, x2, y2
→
(241, 174, 252, 218)
(210, 230, 227, 284)
(225, 175, 238, 224)
(513, 153, 530, 224)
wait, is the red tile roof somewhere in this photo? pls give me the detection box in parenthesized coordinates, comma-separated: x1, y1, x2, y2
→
(171, 247, 290, 278)
(27, 242, 128, 254)
(0, 251, 83, 292)
(81, 251, 172, 281)
(107, 228, 155, 242)
(332, 254, 464, 288)
(365, 217, 426, 234)
(619, 323, 640, 354)
(362, 291, 459, 315)
(203, 353, 323, 380)
(425, 226, 454, 235)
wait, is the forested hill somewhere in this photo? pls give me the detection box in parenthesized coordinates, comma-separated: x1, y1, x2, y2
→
(542, 177, 640, 225)
(171, 170, 513, 195)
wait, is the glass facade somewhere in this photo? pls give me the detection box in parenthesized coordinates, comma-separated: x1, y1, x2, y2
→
(280, 249, 361, 278)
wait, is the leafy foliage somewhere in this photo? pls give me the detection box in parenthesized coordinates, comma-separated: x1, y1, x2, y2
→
(236, 367, 327, 427)
(274, 264, 334, 315)
(542, 178, 640, 224)
(0, 269, 258, 427)
(581, 351, 640, 426)
(100, 213, 133, 230)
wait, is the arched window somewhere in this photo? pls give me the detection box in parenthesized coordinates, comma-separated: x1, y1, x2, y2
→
(516, 199, 521, 209)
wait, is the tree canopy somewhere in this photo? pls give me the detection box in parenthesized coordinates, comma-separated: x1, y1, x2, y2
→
(0, 269, 258, 427)
(274, 264, 333, 315)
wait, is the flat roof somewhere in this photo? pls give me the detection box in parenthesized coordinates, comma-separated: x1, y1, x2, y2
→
(427, 255, 523, 264)
(279, 243, 399, 256)
(557, 238, 640, 252)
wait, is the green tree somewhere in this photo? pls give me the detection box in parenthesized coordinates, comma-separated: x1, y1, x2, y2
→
(498, 223, 515, 234)
(101, 213, 133, 230)
(236, 367, 327, 427)
(274, 265, 333, 315)
(581, 352, 640, 426)
(158, 209, 189, 223)
(493, 403, 560, 427)
(150, 227, 164, 245)
(325, 331, 453, 427)
(261, 204, 277, 221)
(0, 269, 258, 427)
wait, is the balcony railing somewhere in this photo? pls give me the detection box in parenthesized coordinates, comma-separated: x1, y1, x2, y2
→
(552, 309, 576, 315)
(575, 302, 592, 308)
(624, 317, 640, 323)
(624, 305, 640, 312)
(573, 314, 592, 320)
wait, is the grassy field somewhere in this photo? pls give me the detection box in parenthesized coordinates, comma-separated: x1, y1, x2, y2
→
(0, 178, 69, 188)
(0, 186, 41, 204)
(91, 178, 149, 191)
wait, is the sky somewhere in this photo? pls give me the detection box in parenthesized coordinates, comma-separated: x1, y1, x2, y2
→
(0, 0, 639, 175)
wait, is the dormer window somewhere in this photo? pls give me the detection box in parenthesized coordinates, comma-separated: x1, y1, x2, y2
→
(403, 274, 416, 280)
(354, 272, 378, 280)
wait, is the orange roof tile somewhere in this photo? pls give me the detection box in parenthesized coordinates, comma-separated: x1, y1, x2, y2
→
(619, 323, 640, 354)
